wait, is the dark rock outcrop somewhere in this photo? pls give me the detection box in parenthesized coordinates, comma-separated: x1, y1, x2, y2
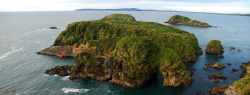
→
(209, 85, 228, 95)
(216, 54, 224, 58)
(213, 80, 219, 83)
(232, 69, 238, 72)
(69, 52, 111, 81)
(203, 63, 225, 70)
(45, 65, 72, 76)
(206, 40, 224, 54)
(240, 61, 250, 78)
(208, 73, 227, 80)
(213, 63, 226, 69)
(50, 27, 59, 29)
(230, 47, 236, 50)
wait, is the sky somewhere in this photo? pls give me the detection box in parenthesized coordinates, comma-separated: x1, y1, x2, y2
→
(0, 0, 250, 14)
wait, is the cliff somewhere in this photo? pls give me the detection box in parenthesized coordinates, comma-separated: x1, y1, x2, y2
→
(40, 14, 201, 88)
(166, 15, 212, 27)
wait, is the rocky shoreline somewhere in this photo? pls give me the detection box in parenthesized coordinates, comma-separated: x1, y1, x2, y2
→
(208, 61, 250, 95)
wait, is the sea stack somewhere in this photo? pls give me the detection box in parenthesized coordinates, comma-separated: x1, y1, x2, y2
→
(206, 40, 224, 54)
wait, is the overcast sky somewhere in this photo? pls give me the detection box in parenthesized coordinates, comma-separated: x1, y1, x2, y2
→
(0, 0, 250, 14)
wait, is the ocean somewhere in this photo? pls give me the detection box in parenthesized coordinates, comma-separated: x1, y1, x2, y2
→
(0, 11, 250, 95)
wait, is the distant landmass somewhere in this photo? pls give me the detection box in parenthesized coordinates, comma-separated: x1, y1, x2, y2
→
(75, 8, 160, 11)
(75, 8, 250, 17)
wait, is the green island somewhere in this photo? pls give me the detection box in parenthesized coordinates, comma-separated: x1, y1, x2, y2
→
(166, 15, 212, 27)
(39, 14, 201, 88)
(206, 40, 224, 54)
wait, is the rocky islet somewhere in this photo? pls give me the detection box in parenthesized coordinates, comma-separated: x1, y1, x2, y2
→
(165, 15, 212, 27)
(39, 14, 200, 88)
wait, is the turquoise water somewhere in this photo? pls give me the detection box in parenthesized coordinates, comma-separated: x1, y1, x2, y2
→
(0, 11, 250, 95)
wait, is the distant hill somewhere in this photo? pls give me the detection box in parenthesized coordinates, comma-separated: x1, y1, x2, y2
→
(75, 8, 159, 11)
(75, 8, 250, 17)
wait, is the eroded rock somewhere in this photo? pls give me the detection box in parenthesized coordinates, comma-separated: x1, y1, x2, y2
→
(69, 52, 110, 81)
(213, 63, 226, 69)
(45, 65, 72, 76)
(209, 85, 228, 95)
(208, 73, 227, 80)
(216, 54, 224, 58)
(240, 61, 250, 78)
(206, 40, 224, 54)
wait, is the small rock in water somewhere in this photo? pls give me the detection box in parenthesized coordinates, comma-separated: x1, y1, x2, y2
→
(227, 63, 232, 65)
(213, 63, 226, 69)
(213, 79, 219, 83)
(232, 69, 238, 72)
(216, 54, 224, 58)
(230, 47, 235, 50)
(3, 91, 16, 95)
(208, 73, 227, 80)
(209, 85, 228, 95)
(50, 27, 59, 29)
(45, 65, 72, 76)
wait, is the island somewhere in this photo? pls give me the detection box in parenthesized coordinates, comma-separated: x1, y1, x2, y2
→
(206, 40, 224, 54)
(38, 14, 202, 88)
(165, 15, 212, 27)
(75, 8, 158, 11)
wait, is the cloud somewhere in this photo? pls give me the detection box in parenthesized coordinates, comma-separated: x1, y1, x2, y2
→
(0, 0, 249, 13)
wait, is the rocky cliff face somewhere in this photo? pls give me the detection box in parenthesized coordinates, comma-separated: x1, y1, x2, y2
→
(106, 37, 159, 88)
(166, 15, 212, 27)
(40, 14, 200, 88)
(69, 52, 111, 81)
(158, 49, 193, 87)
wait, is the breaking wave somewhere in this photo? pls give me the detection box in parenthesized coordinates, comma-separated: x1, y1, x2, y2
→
(0, 47, 23, 59)
(61, 88, 90, 93)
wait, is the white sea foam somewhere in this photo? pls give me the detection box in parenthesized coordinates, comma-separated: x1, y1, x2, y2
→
(61, 76, 70, 80)
(61, 88, 90, 93)
(0, 47, 23, 59)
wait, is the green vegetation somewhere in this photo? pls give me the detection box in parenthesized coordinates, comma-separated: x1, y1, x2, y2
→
(71, 52, 105, 77)
(166, 15, 211, 27)
(51, 14, 202, 87)
(233, 73, 250, 95)
(107, 37, 159, 87)
(101, 14, 136, 21)
(206, 40, 224, 54)
(157, 49, 192, 86)
(54, 16, 201, 62)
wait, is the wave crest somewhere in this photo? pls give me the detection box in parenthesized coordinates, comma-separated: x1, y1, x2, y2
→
(61, 88, 90, 93)
(0, 47, 23, 59)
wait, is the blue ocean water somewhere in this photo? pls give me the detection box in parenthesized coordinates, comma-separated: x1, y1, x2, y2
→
(0, 11, 250, 95)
